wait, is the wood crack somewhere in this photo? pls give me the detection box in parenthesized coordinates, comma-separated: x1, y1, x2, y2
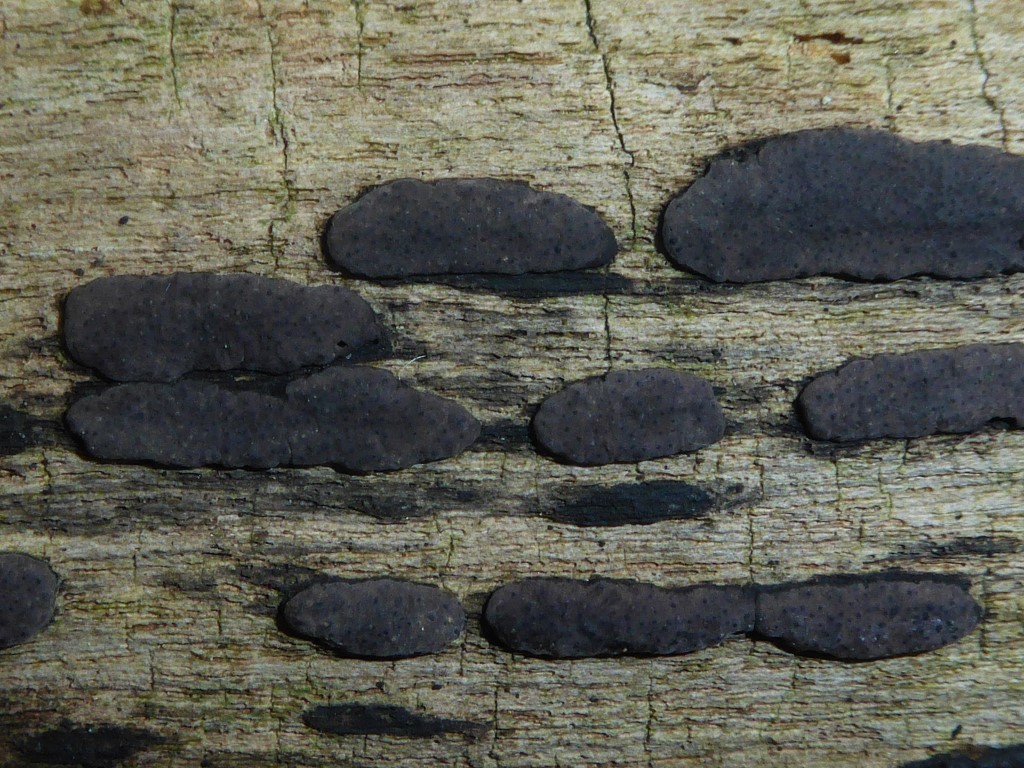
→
(167, 0, 182, 109)
(965, 0, 1009, 149)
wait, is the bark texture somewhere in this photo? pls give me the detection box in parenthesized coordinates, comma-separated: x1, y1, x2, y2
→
(0, 0, 1022, 766)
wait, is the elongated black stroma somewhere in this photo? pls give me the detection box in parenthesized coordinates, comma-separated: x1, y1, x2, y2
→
(325, 178, 618, 277)
(754, 572, 981, 660)
(303, 703, 488, 738)
(902, 744, 1024, 768)
(797, 343, 1024, 441)
(16, 723, 164, 767)
(483, 578, 754, 658)
(662, 128, 1024, 282)
(63, 273, 383, 381)
(65, 366, 480, 471)
(531, 369, 725, 465)
(0, 553, 58, 650)
(282, 578, 465, 658)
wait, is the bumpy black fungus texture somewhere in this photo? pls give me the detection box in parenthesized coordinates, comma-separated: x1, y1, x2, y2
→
(483, 578, 754, 658)
(325, 178, 618, 277)
(63, 272, 383, 381)
(531, 369, 724, 465)
(0, 552, 58, 650)
(797, 343, 1024, 441)
(16, 723, 164, 767)
(65, 367, 480, 471)
(902, 744, 1024, 768)
(754, 572, 981, 660)
(661, 128, 1024, 282)
(281, 578, 465, 658)
(303, 703, 488, 738)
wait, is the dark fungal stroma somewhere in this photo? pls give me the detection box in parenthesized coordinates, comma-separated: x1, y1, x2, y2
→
(63, 272, 384, 381)
(797, 343, 1024, 441)
(65, 366, 480, 472)
(531, 368, 724, 465)
(324, 177, 618, 277)
(0, 553, 58, 650)
(281, 578, 465, 658)
(662, 128, 1024, 282)
(754, 572, 981, 660)
(483, 577, 754, 658)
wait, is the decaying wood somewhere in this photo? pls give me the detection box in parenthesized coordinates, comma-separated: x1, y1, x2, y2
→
(1, 0, 1022, 766)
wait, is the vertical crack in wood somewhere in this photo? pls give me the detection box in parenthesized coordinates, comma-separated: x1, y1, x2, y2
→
(353, 0, 366, 87)
(167, 0, 182, 109)
(965, 0, 1009, 149)
(258, 1, 297, 270)
(882, 59, 897, 131)
(583, 0, 637, 243)
(584, 0, 630, 369)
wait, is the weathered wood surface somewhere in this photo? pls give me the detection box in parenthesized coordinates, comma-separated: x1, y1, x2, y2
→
(1, 0, 1023, 766)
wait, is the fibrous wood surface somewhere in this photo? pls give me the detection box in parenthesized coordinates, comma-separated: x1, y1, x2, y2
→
(0, 1, 1022, 766)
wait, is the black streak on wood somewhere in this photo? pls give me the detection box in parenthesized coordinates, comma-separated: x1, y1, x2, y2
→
(303, 703, 489, 738)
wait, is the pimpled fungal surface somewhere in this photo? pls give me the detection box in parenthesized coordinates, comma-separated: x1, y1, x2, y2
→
(754, 572, 981, 660)
(303, 703, 488, 738)
(324, 178, 618, 277)
(0, 553, 58, 650)
(483, 578, 754, 658)
(16, 723, 165, 767)
(63, 272, 383, 381)
(531, 369, 725, 465)
(797, 343, 1024, 441)
(662, 128, 1024, 282)
(902, 744, 1024, 768)
(281, 578, 465, 658)
(65, 366, 480, 471)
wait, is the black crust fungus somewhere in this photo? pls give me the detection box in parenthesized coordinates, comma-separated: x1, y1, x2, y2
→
(16, 722, 165, 767)
(483, 577, 754, 658)
(531, 369, 725, 465)
(797, 343, 1024, 441)
(0, 403, 32, 455)
(302, 703, 488, 738)
(661, 128, 1024, 282)
(902, 744, 1024, 768)
(0, 552, 58, 650)
(64, 366, 480, 471)
(544, 480, 717, 526)
(324, 178, 618, 277)
(754, 572, 981, 660)
(281, 578, 465, 658)
(63, 272, 383, 381)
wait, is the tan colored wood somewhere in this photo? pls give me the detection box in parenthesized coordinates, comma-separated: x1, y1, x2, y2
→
(1, 0, 1023, 765)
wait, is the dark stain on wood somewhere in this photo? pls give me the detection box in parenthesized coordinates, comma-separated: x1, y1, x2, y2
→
(15, 721, 165, 767)
(540, 480, 722, 526)
(303, 703, 489, 738)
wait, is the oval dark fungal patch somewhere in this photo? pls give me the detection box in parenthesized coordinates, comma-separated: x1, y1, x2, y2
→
(902, 744, 1024, 768)
(16, 722, 165, 767)
(63, 272, 384, 381)
(0, 553, 58, 650)
(303, 703, 488, 739)
(0, 403, 33, 455)
(531, 369, 725, 465)
(662, 128, 1024, 282)
(483, 577, 754, 658)
(324, 178, 618, 277)
(797, 343, 1024, 441)
(65, 366, 480, 471)
(281, 578, 465, 658)
(544, 480, 717, 526)
(753, 572, 981, 660)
